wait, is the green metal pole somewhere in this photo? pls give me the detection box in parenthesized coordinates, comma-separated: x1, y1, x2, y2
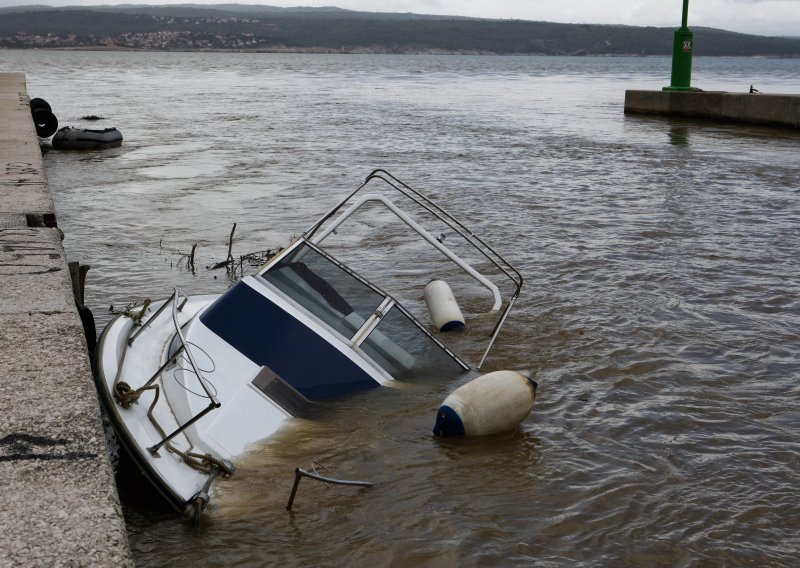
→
(663, 0, 697, 91)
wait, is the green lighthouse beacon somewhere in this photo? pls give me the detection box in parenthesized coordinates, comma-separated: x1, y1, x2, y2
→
(663, 0, 699, 91)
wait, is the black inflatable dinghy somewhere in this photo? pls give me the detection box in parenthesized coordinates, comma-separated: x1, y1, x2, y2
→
(52, 126, 123, 150)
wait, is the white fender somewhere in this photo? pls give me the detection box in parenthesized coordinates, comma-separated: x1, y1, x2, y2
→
(433, 370, 537, 437)
(424, 279, 465, 332)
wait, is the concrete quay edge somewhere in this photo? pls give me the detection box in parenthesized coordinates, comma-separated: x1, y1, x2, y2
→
(0, 72, 133, 565)
(0, 72, 55, 225)
(624, 89, 800, 130)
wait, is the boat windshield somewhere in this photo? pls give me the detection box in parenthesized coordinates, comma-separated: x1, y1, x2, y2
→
(359, 305, 464, 380)
(259, 242, 464, 380)
(260, 243, 385, 340)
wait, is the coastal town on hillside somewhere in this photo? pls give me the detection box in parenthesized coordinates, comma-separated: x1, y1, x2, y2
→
(2, 30, 271, 50)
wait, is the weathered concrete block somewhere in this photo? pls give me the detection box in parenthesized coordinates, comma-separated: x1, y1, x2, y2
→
(624, 90, 800, 129)
(0, 139, 46, 177)
(0, 73, 31, 116)
(0, 213, 27, 228)
(0, 312, 132, 567)
(0, 228, 74, 314)
(0, 73, 54, 222)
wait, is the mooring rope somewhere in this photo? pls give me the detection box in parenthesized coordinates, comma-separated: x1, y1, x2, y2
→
(112, 310, 141, 408)
(143, 381, 231, 475)
(111, 303, 233, 476)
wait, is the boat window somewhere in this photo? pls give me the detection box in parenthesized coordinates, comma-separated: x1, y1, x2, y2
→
(259, 243, 385, 341)
(359, 306, 465, 381)
(251, 365, 313, 416)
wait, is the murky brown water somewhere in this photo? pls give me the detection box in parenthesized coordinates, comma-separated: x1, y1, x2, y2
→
(3, 50, 799, 566)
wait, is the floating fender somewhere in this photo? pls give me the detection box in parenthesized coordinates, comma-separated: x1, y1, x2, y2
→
(424, 279, 465, 332)
(32, 108, 58, 138)
(433, 370, 537, 437)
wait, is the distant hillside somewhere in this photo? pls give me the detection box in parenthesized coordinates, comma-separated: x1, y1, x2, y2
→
(1, 4, 799, 56)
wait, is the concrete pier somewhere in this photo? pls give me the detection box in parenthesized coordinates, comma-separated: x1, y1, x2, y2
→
(0, 73, 132, 565)
(624, 90, 800, 129)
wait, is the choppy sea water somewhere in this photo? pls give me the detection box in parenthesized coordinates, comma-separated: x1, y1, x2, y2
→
(2, 50, 799, 566)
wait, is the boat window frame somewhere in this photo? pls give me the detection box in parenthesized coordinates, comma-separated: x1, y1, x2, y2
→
(359, 300, 468, 374)
(256, 238, 469, 374)
(302, 170, 524, 370)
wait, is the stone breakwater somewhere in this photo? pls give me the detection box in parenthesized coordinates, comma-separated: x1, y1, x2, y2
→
(624, 89, 800, 129)
(0, 72, 132, 566)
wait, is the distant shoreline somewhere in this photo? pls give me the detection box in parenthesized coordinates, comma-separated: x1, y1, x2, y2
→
(3, 6, 799, 58)
(3, 46, 798, 58)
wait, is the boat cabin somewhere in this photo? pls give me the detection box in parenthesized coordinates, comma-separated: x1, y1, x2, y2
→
(199, 238, 468, 409)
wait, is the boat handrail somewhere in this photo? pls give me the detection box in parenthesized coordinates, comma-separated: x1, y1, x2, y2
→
(128, 293, 187, 345)
(305, 170, 522, 292)
(168, 287, 221, 408)
(125, 287, 221, 454)
(309, 193, 503, 311)
(303, 170, 523, 370)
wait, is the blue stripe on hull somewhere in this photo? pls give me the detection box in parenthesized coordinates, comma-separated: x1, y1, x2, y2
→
(200, 281, 378, 401)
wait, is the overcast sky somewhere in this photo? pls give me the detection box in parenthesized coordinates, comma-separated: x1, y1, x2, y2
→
(2, 0, 799, 36)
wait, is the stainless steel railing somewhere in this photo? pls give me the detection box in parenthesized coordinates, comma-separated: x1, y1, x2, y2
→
(126, 287, 221, 454)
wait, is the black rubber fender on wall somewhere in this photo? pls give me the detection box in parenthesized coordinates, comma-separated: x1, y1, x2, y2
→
(32, 108, 59, 137)
(29, 97, 52, 113)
